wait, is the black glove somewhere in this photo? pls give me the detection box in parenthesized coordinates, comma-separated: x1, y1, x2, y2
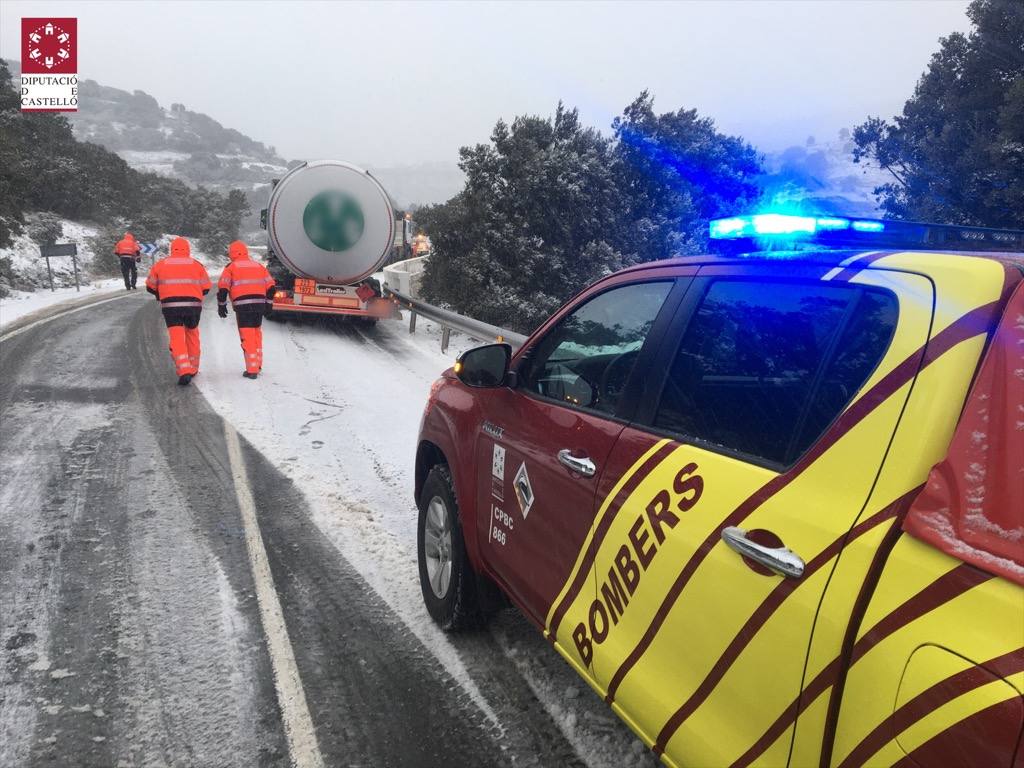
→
(218, 304, 228, 319)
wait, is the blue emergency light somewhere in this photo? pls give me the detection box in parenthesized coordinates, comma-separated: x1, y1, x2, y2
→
(708, 212, 1024, 253)
(709, 213, 882, 240)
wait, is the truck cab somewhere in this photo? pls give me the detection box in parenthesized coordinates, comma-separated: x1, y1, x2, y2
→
(414, 214, 1024, 768)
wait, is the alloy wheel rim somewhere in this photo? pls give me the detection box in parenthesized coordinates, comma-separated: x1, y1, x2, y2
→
(424, 495, 453, 598)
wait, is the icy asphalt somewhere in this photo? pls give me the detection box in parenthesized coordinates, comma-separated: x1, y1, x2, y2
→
(0, 293, 655, 768)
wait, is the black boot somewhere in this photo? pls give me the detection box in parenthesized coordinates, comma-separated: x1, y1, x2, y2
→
(242, 371, 258, 380)
(177, 374, 193, 386)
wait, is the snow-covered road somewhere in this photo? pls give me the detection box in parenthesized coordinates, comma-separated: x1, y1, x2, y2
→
(0, 293, 654, 767)
(195, 307, 655, 767)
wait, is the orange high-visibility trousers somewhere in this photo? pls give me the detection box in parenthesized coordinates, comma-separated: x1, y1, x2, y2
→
(168, 325, 201, 376)
(239, 326, 262, 374)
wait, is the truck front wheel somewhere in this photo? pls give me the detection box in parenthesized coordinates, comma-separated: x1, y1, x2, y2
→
(417, 464, 483, 630)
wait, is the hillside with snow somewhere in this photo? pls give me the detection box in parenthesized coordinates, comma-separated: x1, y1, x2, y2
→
(6, 59, 288, 192)
(5, 59, 290, 236)
(6, 59, 462, 211)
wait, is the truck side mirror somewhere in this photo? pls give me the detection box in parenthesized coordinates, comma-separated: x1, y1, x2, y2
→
(455, 343, 512, 388)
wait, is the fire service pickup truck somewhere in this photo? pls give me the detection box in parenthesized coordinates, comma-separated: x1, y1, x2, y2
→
(414, 213, 1024, 768)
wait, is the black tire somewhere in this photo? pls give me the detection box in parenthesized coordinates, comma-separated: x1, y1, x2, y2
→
(417, 464, 483, 631)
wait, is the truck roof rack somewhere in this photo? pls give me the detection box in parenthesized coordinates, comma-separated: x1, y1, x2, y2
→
(708, 213, 1024, 254)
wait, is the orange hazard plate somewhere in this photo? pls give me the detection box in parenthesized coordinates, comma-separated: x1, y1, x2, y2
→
(301, 295, 360, 308)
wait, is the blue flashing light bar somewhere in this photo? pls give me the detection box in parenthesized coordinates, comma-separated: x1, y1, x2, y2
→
(709, 213, 884, 240)
(851, 220, 885, 233)
(708, 212, 1024, 253)
(708, 217, 748, 238)
(815, 217, 851, 231)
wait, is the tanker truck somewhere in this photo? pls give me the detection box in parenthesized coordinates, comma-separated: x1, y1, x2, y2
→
(261, 160, 400, 321)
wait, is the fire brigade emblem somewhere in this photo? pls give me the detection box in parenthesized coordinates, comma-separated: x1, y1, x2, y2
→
(23, 20, 75, 71)
(303, 190, 365, 252)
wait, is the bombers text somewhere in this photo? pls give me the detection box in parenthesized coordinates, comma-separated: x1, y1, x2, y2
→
(572, 463, 704, 666)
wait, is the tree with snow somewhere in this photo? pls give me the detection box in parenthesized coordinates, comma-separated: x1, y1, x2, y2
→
(419, 95, 762, 334)
(419, 103, 628, 332)
(852, 0, 1024, 227)
(611, 91, 761, 263)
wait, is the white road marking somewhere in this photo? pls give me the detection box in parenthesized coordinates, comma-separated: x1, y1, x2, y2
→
(0, 293, 135, 342)
(223, 422, 325, 768)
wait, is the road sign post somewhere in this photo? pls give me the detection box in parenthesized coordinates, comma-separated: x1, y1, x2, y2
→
(39, 242, 80, 292)
(140, 242, 158, 266)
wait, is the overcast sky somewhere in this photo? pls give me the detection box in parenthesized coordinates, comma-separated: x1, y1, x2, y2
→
(1, 0, 971, 165)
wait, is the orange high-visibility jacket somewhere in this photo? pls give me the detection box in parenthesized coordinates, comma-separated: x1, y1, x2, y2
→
(114, 232, 141, 258)
(145, 237, 211, 309)
(217, 241, 275, 310)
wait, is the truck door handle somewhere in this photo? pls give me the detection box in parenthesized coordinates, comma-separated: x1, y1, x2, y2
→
(558, 449, 596, 478)
(721, 527, 805, 578)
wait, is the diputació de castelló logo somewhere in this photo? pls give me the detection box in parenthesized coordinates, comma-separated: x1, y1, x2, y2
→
(21, 18, 79, 112)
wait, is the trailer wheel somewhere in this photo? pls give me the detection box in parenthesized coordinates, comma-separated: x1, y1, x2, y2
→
(417, 464, 483, 630)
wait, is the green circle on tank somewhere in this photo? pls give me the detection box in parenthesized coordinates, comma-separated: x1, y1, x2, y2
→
(302, 190, 365, 251)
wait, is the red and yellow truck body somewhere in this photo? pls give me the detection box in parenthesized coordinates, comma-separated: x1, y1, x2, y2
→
(416, 245, 1024, 767)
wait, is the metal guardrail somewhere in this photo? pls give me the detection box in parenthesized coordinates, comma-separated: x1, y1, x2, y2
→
(384, 287, 529, 353)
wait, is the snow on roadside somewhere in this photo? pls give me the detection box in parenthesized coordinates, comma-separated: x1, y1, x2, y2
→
(0, 220, 102, 292)
(0, 280, 125, 329)
(0, 228, 219, 330)
(193, 310, 651, 767)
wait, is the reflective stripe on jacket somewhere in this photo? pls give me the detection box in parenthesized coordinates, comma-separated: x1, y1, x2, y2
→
(145, 238, 211, 302)
(218, 262, 275, 302)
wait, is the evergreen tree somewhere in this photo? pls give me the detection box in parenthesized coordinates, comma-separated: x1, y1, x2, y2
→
(421, 104, 627, 331)
(420, 96, 763, 334)
(852, 0, 1024, 226)
(611, 92, 762, 261)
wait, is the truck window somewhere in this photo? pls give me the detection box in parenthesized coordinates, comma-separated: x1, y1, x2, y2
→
(522, 281, 673, 416)
(654, 279, 897, 466)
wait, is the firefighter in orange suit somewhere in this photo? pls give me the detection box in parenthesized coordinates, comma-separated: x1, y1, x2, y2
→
(114, 232, 142, 290)
(217, 240, 275, 379)
(145, 237, 211, 386)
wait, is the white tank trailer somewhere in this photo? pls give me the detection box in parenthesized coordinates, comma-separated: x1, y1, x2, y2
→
(263, 160, 400, 320)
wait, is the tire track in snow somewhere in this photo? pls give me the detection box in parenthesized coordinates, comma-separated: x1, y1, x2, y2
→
(203, 314, 642, 767)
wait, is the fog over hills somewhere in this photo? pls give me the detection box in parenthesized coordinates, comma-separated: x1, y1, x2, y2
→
(8, 60, 467, 214)
(9, 60, 883, 218)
